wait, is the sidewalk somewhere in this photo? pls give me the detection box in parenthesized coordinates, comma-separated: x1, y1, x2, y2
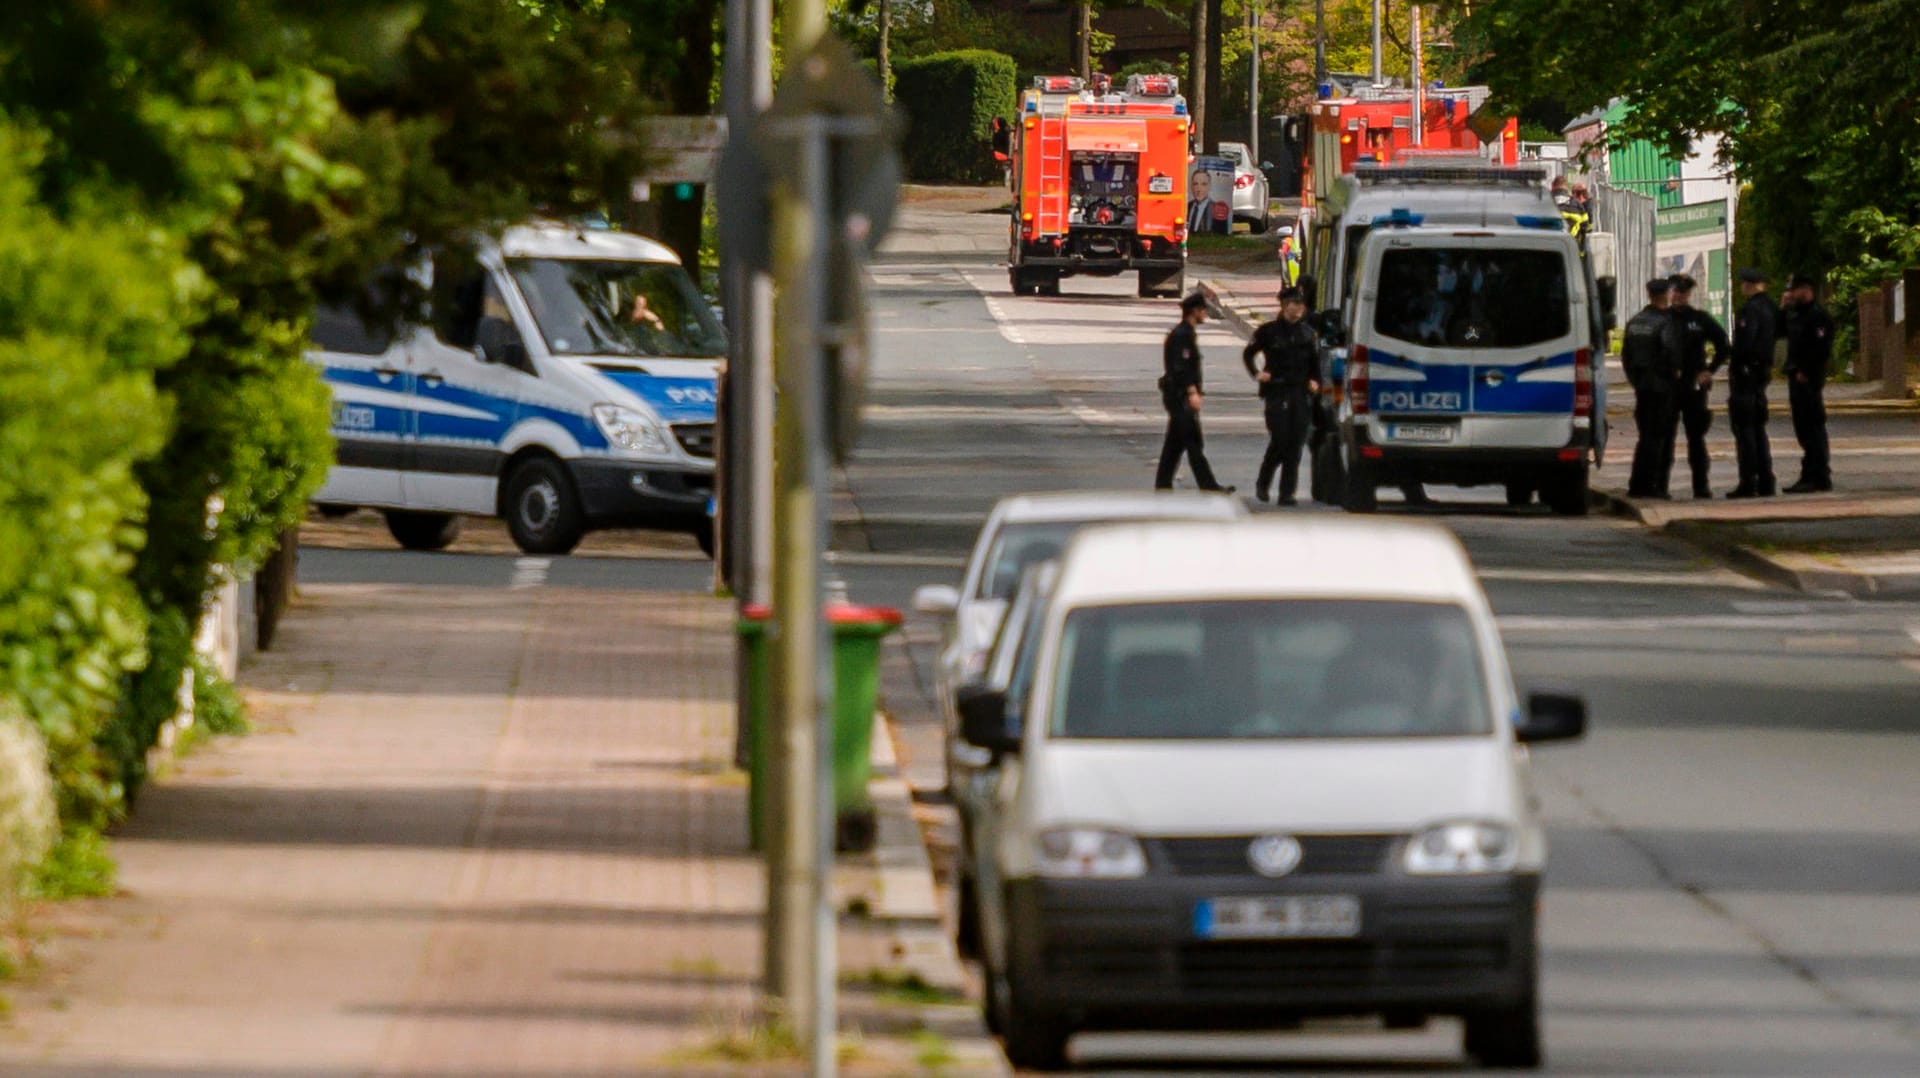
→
(1198, 264, 1920, 598)
(0, 582, 1003, 1075)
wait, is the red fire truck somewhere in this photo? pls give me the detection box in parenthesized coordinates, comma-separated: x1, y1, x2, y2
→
(1002, 74, 1193, 298)
(1301, 85, 1520, 220)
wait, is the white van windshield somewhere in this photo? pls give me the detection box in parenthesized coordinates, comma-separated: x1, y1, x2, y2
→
(507, 258, 726, 358)
(1373, 247, 1569, 348)
(1050, 600, 1490, 740)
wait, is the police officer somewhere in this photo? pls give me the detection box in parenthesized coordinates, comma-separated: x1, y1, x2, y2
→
(1727, 267, 1779, 498)
(1781, 273, 1835, 492)
(1623, 278, 1685, 499)
(1156, 292, 1233, 492)
(1245, 287, 1322, 504)
(1668, 274, 1732, 498)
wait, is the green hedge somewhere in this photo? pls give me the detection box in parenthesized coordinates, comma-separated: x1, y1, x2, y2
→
(893, 49, 1017, 184)
(0, 121, 192, 869)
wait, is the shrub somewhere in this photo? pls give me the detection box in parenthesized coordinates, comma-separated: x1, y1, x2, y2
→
(0, 120, 194, 858)
(893, 50, 1017, 184)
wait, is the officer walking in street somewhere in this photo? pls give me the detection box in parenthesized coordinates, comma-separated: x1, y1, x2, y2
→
(1244, 286, 1322, 504)
(1669, 273, 1732, 498)
(1782, 273, 1835, 492)
(1155, 292, 1234, 493)
(1623, 278, 1685, 499)
(1728, 267, 1780, 498)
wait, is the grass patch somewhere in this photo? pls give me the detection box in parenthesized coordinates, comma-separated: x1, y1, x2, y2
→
(671, 1013, 864, 1067)
(913, 1027, 956, 1071)
(32, 828, 115, 899)
(1185, 231, 1271, 255)
(845, 967, 969, 1007)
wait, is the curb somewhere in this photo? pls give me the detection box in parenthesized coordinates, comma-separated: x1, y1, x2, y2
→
(868, 718, 1011, 1075)
(1601, 488, 1920, 598)
(1196, 278, 1261, 342)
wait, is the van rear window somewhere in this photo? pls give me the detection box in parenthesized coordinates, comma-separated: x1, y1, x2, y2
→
(1372, 248, 1569, 348)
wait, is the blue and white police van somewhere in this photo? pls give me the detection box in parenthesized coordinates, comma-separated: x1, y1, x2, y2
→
(1299, 163, 1613, 513)
(1337, 223, 1603, 514)
(308, 223, 722, 555)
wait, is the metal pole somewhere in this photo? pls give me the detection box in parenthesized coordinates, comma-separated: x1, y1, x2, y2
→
(1370, 0, 1383, 87)
(1248, 0, 1259, 164)
(1313, 0, 1328, 90)
(767, 6, 831, 1077)
(1410, 4, 1424, 146)
(726, 0, 775, 771)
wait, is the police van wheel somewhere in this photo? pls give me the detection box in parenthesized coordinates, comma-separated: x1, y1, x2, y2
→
(693, 520, 715, 559)
(1342, 461, 1378, 513)
(1544, 467, 1590, 516)
(1505, 482, 1535, 508)
(316, 503, 357, 519)
(1250, 212, 1270, 235)
(503, 458, 586, 555)
(383, 510, 462, 552)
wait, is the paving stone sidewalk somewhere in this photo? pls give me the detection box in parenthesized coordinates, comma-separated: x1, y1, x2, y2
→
(0, 582, 1002, 1076)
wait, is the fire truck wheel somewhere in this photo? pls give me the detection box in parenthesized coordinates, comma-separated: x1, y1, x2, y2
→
(1037, 273, 1061, 296)
(1009, 267, 1037, 296)
(1250, 212, 1271, 234)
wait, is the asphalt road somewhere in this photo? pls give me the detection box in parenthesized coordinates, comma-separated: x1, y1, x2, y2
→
(300, 205, 1920, 1074)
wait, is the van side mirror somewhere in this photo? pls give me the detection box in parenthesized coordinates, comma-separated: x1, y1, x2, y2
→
(1596, 276, 1619, 331)
(1517, 692, 1587, 743)
(957, 683, 1019, 754)
(913, 584, 960, 616)
(1312, 309, 1345, 345)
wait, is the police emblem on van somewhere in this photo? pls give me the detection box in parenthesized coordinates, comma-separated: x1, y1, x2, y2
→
(1247, 835, 1303, 877)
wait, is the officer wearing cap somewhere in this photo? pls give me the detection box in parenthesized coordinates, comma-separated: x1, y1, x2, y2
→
(1781, 273, 1835, 492)
(1622, 277, 1685, 498)
(1668, 273, 1732, 497)
(1727, 267, 1779, 497)
(1244, 286, 1322, 504)
(1156, 292, 1233, 492)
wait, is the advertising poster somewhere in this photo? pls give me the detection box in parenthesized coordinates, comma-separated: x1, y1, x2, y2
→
(1187, 155, 1236, 236)
(1655, 200, 1731, 324)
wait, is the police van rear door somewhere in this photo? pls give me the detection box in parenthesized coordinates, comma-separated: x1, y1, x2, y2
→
(1357, 230, 1583, 450)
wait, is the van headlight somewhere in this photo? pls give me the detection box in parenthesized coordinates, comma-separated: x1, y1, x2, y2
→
(592, 403, 668, 453)
(1036, 828, 1147, 879)
(1404, 822, 1518, 875)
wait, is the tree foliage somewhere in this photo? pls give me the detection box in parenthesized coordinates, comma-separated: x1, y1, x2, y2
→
(1442, 0, 1920, 290)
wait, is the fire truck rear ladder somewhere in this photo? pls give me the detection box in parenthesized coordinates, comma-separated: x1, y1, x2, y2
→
(1037, 116, 1068, 236)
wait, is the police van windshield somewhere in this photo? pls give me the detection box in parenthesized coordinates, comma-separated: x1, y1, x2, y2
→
(979, 523, 1078, 600)
(507, 258, 726, 358)
(1050, 599, 1490, 740)
(1373, 247, 1570, 348)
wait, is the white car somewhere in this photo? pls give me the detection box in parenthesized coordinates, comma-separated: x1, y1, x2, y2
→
(1217, 141, 1271, 233)
(911, 491, 1246, 798)
(954, 517, 1586, 1071)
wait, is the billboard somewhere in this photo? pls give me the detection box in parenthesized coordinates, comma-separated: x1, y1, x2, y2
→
(1656, 199, 1731, 324)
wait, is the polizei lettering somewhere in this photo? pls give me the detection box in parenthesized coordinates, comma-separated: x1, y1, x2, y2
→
(1375, 389, 1463, 412)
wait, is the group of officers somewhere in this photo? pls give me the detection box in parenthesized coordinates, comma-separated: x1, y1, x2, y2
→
(1623, 267, 1834, 499)
(1158, 264, 1838, 506)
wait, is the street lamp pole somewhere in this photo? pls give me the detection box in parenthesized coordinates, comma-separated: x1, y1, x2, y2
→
(1248, 0, 1260, 164)
(1371, 0, 1383, 87)
(1314, 0, 1328, 91)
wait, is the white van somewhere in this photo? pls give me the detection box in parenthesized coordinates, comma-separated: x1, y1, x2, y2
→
(1337, 225, 1601, 513)
(308, 223, 722, 555)
(955, 517, 1585, 1071)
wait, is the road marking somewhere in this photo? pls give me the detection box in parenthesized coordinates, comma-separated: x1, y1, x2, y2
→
(510, 557, 550, 590)
(1498, 612, 1884, 633)
(1479, 567, 1766, 589)
(824, 551, 969, 570)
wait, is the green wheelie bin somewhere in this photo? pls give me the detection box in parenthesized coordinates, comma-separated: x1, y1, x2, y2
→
(738, 604, 902, 853)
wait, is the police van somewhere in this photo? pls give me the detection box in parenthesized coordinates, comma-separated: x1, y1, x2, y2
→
(308, 223, 722, 555)
(1337, 224, 1603, 513)
(1300, 163, 1613, 512)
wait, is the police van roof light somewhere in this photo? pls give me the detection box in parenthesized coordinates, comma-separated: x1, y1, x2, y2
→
(1372, 208, 1426, 228)
(1514, 215, 1564, 230)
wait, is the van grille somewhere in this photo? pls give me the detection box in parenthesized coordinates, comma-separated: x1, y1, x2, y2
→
(1152, 836, 1395, 877)
(672, 422, 715, 459)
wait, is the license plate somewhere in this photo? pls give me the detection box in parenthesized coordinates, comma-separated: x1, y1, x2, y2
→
(1195, 895, 1361, 940)
(1149, 175, 1174, 194)
(1390, 423, 1456, 443)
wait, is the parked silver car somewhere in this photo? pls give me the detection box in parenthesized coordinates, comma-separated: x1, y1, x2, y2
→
(1217, 141, 1272, 233)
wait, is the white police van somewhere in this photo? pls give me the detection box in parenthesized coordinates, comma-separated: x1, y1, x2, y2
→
(308, 223, 721, 555)
(1299, 163, 1612, 512)
(1337, 224, 1602, 514)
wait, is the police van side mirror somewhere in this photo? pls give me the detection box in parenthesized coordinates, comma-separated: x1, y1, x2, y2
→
(957, 683, 1019, 755)
(1518, 691, 1587, 744)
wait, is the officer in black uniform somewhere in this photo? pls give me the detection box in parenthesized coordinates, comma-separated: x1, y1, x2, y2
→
(1155, 292, 1233, 492)
(1623, 278, 1685, 499)
(1781, 273, 1835, 492)
(1244, 287, 1322, 504)
(1668, 274, 1732, 498)
(1727, 267, 1779, 498)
